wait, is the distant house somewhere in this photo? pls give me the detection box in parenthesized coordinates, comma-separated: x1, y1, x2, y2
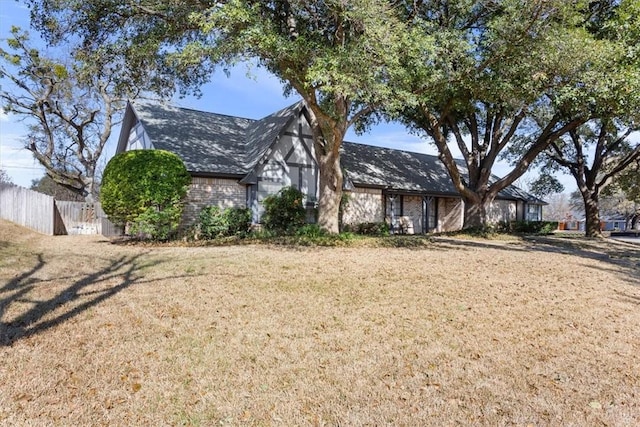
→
(116, 100, 545, 233)
(600, 218, 629, 232)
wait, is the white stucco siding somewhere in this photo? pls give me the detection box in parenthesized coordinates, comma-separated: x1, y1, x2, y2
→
(256, 118, 317, 194)
(252, 114, 318, 222)
(125, 122, 154, 151)
(342, 187, 384, 225)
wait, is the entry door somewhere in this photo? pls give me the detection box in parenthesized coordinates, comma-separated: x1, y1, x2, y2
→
(423, 196, 436, 232)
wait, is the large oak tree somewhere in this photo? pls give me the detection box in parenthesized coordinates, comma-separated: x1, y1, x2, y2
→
(515, 0, 640, 237)
(28, 0, 408, 233)
(542, 121, 640, 237)
(0, 27, 132, 201)
(395, 0, 633, 229)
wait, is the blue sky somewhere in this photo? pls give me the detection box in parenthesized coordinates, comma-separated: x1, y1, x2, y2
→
(0, 0, 579, 193)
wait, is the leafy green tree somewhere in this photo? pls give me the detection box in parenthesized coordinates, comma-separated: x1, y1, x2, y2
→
(541, 121, 640, 237)
(100, 150, 191, 240)
(0, 27, 133, 201)
(527, 174, 565, 200)
(519, 0, 640, 237)
(395, 1, 634, 229)
(609, 159, 640, 204)
(28, 0, 407, 233)
(30, 174, 84, 201)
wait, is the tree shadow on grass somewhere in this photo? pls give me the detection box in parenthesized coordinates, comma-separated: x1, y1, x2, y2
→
(614, 290, 640, 305)
(432, 236, 640, 288)
(0, 251, 190, 346)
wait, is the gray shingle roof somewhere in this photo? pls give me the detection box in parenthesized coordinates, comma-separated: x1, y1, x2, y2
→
(134, 102, 253, 175)
(341, 141, 457, 194)
(244, 101, 304, 170)
(129, 101, 542, 203)
(341, 141, 544, 202)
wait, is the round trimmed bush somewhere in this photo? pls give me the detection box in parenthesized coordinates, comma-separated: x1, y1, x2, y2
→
(101, 150, 191, 240)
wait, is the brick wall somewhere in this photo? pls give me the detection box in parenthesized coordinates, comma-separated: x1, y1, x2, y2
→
(439, 197, 463, 232)
(488, 199, 517, 223)
(181, 177, 246, 227)
(342, 187, 384, 225)
(401, 196, 423, 234)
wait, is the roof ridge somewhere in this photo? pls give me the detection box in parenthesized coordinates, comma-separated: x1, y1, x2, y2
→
(341, 139, 441, 160)
(133, 99, 258, 122)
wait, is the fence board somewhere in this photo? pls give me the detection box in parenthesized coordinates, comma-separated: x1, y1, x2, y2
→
(56, 201, 100, 235)
(0, 184, 122, 236)
(96, 204, 123, 237)
(0, 184, 55, 235)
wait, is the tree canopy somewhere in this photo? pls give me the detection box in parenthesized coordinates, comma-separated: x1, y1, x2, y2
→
(510, 0, 640, 237)
(607, 158, 640, 204)
(0, 27, 134, 201)
(28, 0, 408, 233)
(30, 174, 85, 201)
(540, 120, 640, 236)
(394, 0, 639, 228)
(25, 0, 640, 232)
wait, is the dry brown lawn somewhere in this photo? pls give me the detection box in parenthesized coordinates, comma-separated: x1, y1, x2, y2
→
(1, 219, 639, 426)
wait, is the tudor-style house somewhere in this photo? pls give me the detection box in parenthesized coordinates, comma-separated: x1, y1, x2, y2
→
(117, 100, 545, 233)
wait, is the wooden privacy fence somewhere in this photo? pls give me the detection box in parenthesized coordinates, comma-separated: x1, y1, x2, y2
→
(0, 184, 122, 236)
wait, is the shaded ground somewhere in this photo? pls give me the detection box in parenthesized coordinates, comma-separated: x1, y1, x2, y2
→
(1, 219, 639, 426)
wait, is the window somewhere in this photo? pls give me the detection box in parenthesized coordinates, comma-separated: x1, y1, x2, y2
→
(526, 204, 541, 221)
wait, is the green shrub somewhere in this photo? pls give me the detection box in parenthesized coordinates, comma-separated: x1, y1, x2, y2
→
(295, 223, 326, 238)
(198, 206, 252, 239)
(130, 204, 182, 241)
(262, 186, 306, 234)
(497, 220, 559, 235)
(101, 150, 190, 240)
(343, 221, 390, 236)
(198, 206, 228, 239)
(225, 207, 252, 236)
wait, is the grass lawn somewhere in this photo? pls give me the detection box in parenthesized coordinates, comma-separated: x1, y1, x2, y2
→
(1, 219, 639, 426)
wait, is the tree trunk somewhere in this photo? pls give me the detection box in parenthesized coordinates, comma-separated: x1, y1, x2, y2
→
(583, 193, 602, 238)
(83, 176, 95, 203)
(316, 150, 343, 234)
(462, 193, 495, 230)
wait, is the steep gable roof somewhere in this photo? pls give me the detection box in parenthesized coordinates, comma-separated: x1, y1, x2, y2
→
(128, 101, 304, 177)
(244, 101, 305, 170)
(132, 102, 253, 176)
